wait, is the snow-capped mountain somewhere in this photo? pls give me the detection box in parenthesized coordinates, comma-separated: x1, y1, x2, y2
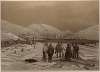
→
(1, 20, 32, 36)
(76, 25, 99, 40)
(1, 20, 62, 39)
(28, 24, 62, 38)
(1, 32, 23, 41)
(62, 30, 74, 39)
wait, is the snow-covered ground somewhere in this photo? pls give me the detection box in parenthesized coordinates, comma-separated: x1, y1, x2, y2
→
(1, 42, 99, 71)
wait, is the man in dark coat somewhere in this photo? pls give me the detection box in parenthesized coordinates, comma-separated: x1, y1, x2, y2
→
(42, 43, 48, 62)
(72, 43, 79, 59)
(65, 43, 72, 61)
(47, 43, 54, 62)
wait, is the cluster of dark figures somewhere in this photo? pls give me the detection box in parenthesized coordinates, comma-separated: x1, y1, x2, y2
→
(42, 42, 79, 63)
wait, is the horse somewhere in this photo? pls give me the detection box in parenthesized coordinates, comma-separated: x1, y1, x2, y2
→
(42, 43, 54, 62)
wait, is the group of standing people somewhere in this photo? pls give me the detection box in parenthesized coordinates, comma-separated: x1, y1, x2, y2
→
(64, 43, 79, 61)
(42, 42, 79, 63)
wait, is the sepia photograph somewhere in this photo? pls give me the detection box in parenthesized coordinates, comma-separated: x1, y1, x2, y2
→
(1, 0, 99, 71)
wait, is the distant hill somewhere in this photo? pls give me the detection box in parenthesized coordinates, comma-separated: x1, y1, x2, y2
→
(1, 20, 34, 39)
(76, 25, 99, 40)
(28, 24, 62, 38)
(2, 20, 98, 40)
(62, 30, 74, 39)
(1, 32, 23, 41)
(1, 20, 32, 36)
(1, 20, 62, 39)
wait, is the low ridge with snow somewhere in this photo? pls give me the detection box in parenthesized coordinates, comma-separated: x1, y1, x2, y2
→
(28, 24, 62, 38)
(76, 25, 99, 40)
(62, 30, 74, 39)
(1, 20, 32, 36)
(1, 32, 22, 41)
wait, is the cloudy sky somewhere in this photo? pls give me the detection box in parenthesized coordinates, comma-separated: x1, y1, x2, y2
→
(1, 1, 99, 32)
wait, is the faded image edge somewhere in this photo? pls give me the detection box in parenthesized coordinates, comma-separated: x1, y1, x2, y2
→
(1, 0, 99, 71)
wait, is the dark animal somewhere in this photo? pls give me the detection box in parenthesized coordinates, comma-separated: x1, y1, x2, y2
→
(25, 59, 38, 63)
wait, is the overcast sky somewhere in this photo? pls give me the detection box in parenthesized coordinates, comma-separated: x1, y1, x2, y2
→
(1, 1, 99, 32)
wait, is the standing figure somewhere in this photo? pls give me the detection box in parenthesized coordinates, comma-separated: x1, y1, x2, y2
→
(47, 43, 54, 63)
(32, 37, 35, 44)
(72, 43, 79, 59)
(65, 43, 72, 61)
(14, 50, 16, 54)
(55, 42, 63, 58)
(21, 48, 24, 52)
(42, 43, 48, 62)
(32, 37, 36, 48)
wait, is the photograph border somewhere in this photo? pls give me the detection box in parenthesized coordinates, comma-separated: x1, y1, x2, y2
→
(0, 0, 99, 72)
